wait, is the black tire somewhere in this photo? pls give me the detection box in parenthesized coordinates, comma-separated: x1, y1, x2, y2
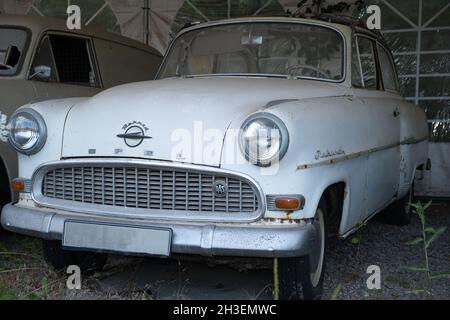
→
(380, 187, 413, 226)
(42, 240, 107, 274)
(277, 198, 328, 300)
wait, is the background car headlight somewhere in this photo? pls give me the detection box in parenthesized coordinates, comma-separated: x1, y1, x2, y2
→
(8, 108, 47, 155)
(239, 113, 289, 166)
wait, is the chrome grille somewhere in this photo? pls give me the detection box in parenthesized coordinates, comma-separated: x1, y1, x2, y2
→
(41, 165, 259, 213)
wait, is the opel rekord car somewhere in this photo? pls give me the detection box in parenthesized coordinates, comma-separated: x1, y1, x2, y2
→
(0, 14, 162, 210)
(1, 17, 429, 300)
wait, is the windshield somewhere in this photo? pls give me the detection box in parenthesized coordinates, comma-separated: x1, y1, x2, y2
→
(0, 27, 29, 76)
(158, 22, 344, 81)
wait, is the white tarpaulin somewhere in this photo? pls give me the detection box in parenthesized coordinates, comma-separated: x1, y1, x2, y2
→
(0, 0, 306, 53)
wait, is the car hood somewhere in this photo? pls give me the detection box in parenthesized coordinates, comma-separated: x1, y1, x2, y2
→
(62, 77, 348, 167)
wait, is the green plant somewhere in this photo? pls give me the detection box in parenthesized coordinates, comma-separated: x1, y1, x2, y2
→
(273, 258, 279, 300)
(405, 201, 450, 294)
(350, 219, 367, 256)
(41, 276, 49, 299)
(0, 288, 17, 300)
(330, 284, 342, 300)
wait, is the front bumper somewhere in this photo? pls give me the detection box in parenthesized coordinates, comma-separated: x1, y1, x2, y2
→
(1, 203, 317, 258)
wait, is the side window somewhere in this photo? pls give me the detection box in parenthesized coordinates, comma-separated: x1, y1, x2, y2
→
(29, 36, 58, 82)
(378, 45, 399, 92)
(352, 36, 377, 89)
(49, 35, 99, 87)
(30, 34, 99, 87)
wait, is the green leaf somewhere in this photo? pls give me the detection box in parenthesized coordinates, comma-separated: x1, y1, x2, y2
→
(423, 200, 432, 211)
(424, 227, 436, 234)
(410, 202, 420, 209)
(404, 266, 428, 273)
(331, 284, 342, 300)
(405, 237, 423, 245)
(417, 209, 425, 225)
(408, 288, 427, 294)
(430, 273, 450, 280)
(425, 226, 447, 249)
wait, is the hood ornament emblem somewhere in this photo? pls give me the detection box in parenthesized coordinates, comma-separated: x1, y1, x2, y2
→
(117, 121, 152, 148)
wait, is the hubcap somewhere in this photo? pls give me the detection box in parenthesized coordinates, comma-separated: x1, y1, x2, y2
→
(310, 208, 325, 287)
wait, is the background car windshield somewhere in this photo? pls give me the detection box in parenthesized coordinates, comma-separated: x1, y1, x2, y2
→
(158, 22, 344, 81)
(0, 27, 28, 76)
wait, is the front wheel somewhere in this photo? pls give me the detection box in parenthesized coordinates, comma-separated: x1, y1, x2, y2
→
(277, 199, 328, 300)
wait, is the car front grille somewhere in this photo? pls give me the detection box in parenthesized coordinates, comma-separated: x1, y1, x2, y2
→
(39, 164, 260, 215)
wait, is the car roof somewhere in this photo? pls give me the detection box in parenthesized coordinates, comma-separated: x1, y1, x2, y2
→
(177, 16, 353, 35)
(0, 14, 161, 56)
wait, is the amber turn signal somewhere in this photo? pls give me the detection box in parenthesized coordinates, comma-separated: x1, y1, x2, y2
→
(11, 178, 25, 192)
(275, 197, 300, 210)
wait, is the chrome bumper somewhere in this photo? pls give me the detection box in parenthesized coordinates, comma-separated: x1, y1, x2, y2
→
(1, 203, 317, 258)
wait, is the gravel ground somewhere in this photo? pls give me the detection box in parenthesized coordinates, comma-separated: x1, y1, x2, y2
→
(323, 201, 450, 300)
(1, 202, 449, 300)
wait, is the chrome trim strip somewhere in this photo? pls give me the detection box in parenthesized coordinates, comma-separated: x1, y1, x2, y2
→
(31, 158, 266, 223)
(297, 136, 428, 170)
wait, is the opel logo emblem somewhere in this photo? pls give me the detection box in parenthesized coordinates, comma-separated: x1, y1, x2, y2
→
(213, 180, 228, 197)
(117, 122, 152, 148)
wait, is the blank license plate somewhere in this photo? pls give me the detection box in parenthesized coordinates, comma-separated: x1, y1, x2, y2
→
(63, 221, 172, 256)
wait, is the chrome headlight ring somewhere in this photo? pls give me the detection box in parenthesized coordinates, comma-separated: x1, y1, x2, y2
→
(8, 108, 47, 155)
(239, 112, 289, 166)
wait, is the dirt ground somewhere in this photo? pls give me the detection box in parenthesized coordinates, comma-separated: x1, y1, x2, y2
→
(0, 202, 449, 300)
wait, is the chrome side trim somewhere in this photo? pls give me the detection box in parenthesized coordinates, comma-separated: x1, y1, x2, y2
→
(297, 136, 428, 170)
(31, 158, 266, 223)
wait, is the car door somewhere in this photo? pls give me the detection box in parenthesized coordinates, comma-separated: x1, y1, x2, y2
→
(28, 32, 102, 101)
(351, 35, 401, 219)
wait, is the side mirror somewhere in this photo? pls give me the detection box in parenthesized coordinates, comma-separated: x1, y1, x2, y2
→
(29, 65, 52, 80)
(4, 45, 21, 67)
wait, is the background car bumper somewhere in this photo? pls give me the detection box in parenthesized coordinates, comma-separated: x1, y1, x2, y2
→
(1, 203, 317, 258)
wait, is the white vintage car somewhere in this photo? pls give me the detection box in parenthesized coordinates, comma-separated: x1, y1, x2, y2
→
(1, 17, 429, 300)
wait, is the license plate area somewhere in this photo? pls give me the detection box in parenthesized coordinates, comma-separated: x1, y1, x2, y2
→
(63, 220, 172, 256)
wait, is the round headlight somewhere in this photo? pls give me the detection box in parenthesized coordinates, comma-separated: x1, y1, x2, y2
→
(8, 108, 47, 155)
(239, 113, 289, 166)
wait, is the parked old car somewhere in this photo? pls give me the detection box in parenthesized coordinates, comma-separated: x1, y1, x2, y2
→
(0, 14, 162, 210)
(1, 17, 428, 299)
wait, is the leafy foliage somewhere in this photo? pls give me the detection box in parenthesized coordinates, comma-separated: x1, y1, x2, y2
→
(405, 201, 449, 295)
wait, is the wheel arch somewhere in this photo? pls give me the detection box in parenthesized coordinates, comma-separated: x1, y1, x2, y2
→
(322, 182, 347, 238)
